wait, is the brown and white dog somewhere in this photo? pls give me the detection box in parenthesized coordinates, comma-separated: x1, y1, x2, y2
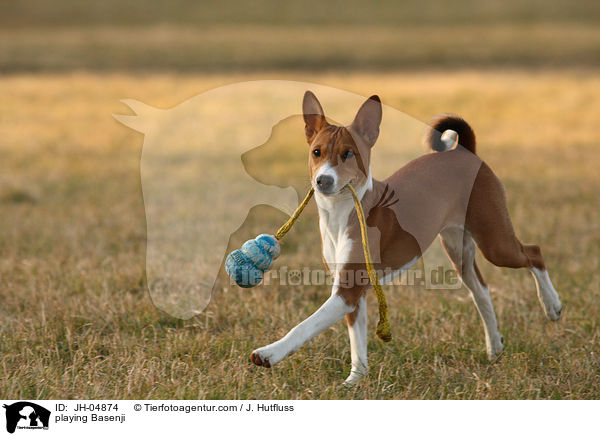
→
(250, 91, 563, 384)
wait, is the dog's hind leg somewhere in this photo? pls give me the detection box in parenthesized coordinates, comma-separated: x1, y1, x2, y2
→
(478, 238, 562, 321)
(440, 227, 505, 361)
(465, 163, 563, 321)
(529, 265, 563, 321)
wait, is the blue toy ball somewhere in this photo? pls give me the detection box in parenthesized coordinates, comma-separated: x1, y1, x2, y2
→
(225, 234, 280, 288)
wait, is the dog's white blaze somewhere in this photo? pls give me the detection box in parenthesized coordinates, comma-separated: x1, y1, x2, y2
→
(529, 267, 563, 320)
(314, 161, 339, 192)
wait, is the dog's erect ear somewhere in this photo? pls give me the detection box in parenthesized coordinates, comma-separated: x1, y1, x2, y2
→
(350, 95, 382, 147)
(303, 91, 327, 144)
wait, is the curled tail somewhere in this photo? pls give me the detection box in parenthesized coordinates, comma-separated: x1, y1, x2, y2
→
(423, 114, 477, 154)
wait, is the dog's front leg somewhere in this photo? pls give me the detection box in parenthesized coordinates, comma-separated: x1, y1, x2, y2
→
(251, 292, 355, 368)
(343, 294, 368, 385)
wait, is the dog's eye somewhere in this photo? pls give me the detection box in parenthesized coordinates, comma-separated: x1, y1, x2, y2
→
(342, 150, 354, 160)
(313, 149, 321, 157)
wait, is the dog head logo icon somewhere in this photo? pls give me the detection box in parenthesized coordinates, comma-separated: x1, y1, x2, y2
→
(3, 402, 50, 434)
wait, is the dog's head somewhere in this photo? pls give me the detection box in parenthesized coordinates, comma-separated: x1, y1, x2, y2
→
(303, 91, 382, 196)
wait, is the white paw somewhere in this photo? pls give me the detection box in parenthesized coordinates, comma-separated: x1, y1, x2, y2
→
(487, 334, 505, 362)
(531, 268, 563, 322)
(342, 368, 367, 386)
(250, 344, 284, 368)
(540, 294, 563, 321)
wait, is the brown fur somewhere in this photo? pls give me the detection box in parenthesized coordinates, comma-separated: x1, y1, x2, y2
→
(464, 162, 546, 270)
(304, 94, 549, 321)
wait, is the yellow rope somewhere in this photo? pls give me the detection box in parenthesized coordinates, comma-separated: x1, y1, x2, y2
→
(274, 185, 391, 342)
(274, 188, 314, 240)
(347, 184, 392, 342)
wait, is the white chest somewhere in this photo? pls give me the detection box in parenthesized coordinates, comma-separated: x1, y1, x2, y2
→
(316, 195, 355, 278)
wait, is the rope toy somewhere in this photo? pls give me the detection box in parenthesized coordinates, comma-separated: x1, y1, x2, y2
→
(224, 185, 392, 342)
(224, 189, 313, 288)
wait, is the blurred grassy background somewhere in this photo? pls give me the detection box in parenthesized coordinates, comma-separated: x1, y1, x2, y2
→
(1, 0, 600, 72)
(0, 1, 599, 399)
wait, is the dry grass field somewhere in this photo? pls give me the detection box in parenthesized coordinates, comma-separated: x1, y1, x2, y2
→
(1, 70, 598, 399)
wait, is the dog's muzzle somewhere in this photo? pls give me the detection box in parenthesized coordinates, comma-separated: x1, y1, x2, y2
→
(316, 174, 335, 193)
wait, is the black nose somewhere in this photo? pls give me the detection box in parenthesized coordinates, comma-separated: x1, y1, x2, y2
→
(316, 174, 334, 192)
